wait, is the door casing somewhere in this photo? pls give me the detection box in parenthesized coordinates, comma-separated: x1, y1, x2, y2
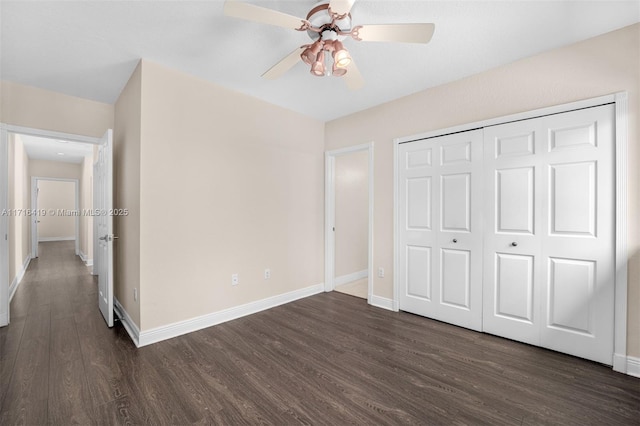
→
(31, 176, 80, 259)
(325, 142, 374, 304)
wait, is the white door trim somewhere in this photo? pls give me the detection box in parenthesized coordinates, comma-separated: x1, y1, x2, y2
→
(393, 92, 628, 373)
(613, 92, 629, 373)
(0, 125, 9, 326)
(325, 142, 374, 304)
(31, 177, 80, 257)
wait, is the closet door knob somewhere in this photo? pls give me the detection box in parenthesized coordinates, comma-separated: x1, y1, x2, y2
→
(452, 239, 457, 243)
(511, 242, 518, 247)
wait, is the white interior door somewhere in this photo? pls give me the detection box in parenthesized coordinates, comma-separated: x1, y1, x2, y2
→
(483, 104, 615, 364)
(94, 129, 114, 327)
(398, 130, 483, 331)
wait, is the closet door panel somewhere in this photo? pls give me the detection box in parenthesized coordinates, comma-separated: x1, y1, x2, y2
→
(483, 120, 543, 345)
(399, 129, 483, 331)
(540, 104, 614, 365)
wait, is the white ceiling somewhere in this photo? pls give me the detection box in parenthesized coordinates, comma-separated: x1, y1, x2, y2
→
(1, 1, 638, 122)
(21, 134, 93, 164)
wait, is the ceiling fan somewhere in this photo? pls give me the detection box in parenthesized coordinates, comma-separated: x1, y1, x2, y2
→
(223, 0, 435, 89)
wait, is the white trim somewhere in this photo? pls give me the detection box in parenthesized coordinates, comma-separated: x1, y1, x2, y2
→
(3, 124, 101, 145)
(9, 254, 30, 301)
(626, 356, 640, 378)
(396, 94, 618, 144)
(38, 236, 75, 242)
(136, 283, 325, 347)
(114, 297, 140, 347)
(0, 125, 9, 326)
(370, 295, 395, 311)
(392, 138, 400, 312)
(613, 92, 629, 374)
(324, 142, 375, 307)
(393, 93, 629, 374)
(324, 152, 335, 292)
(78, 250, 93, 267)
(335, 269, 368, 287)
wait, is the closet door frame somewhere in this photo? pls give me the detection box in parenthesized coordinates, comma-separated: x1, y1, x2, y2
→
(393, 92, 628, 374)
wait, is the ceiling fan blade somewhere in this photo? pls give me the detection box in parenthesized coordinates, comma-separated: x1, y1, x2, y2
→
(224, 0, 305, 30)
(356, 23, 435, 44)
(329, 0, 356, 16)
(262, 47, 305, 80)
(343, 60, 364, 90)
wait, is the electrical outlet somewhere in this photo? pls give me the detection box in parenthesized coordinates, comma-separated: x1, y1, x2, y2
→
(232, 274, 239, 286)
(264, 268, 271, 280)
(378, 267, 385, 278)
(133, 287, 138, 302)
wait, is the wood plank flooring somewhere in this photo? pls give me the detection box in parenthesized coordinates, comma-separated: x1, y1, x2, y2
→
(1, 241, 639, 425)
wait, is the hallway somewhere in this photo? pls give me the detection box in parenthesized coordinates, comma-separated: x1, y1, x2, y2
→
(0, 241, 115, 423)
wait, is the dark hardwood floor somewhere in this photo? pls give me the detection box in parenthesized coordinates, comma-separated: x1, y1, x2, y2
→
(1, 241, 638, 425)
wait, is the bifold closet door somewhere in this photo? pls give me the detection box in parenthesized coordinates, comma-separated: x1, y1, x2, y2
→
(483, 104, 615, 365)
(398, 130, 483, 331)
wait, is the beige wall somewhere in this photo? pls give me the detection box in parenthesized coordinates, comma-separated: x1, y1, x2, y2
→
(30, 160, 81, 180)
(7, 134, 30, 288)
(0, 81, 114, 138)
(114, 62, 142, 328)
(79, 155, 94, 262)
(30, 161, 81, 243)
(325, 24, 640, 357)
(335, 150, 369, 278)
(36, 180, 76, 240)
(137, 60, 325, 331)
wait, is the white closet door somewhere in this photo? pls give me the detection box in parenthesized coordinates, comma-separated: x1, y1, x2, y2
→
(398, 130, 483, 331)
(483, 104, 615, 364)
(541, 105, 615, 364)
(482, 119, 544, 345)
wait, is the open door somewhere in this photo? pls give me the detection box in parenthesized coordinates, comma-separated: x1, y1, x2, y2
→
(0, 126, 9, 327)
(94, 129, 115, 327)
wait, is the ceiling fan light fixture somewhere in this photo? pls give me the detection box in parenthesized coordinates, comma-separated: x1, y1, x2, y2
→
(310, 50, 326, 76)
(332, 40, 351, 68)
(301, 40, 323, 65)
(332, 62, 347, 77)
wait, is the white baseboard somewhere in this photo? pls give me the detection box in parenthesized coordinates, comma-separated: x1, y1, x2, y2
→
(38, 236, 75, 242)
(136, 283, 324, 348)
(335, 269, 368, 287)
(114, 298, 141, 347)
(9, 255, 31, 302)
(626, 356, 640, 378)
(369, 294, 394, 311)
(0, 312, 8, 327)
(78, 251, 93, 267)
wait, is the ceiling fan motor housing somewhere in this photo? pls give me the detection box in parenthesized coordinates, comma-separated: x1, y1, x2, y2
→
(306, 1, 352, 41)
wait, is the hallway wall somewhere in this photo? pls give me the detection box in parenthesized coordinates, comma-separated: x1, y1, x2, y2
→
(7, 134, 30, 293)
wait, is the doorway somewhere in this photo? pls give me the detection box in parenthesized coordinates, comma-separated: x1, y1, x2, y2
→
(0, 125, 101, 326)
(31, 177, 80, 259)
(324, 142, 374, 303)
